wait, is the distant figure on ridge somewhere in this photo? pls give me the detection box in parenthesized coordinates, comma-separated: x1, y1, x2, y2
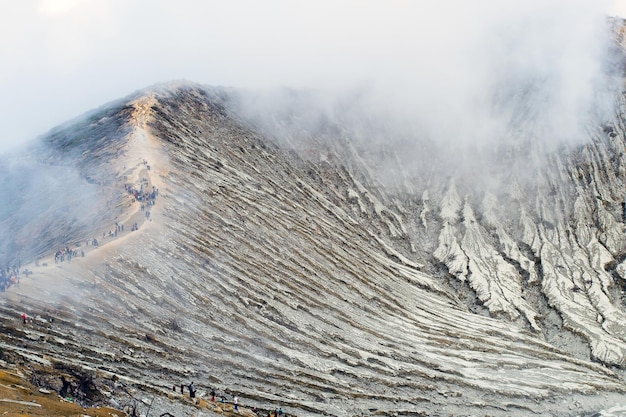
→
(60, 375, 70, 397)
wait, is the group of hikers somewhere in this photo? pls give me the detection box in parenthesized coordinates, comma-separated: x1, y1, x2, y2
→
(54, 246, 84, 263)
(0, 263, 23, 292)
(52, 170, 160, 265)
(175, 382, 286, 416)
(2, 162, 159, 296)
(125, 178, 158, 210)
(126, 173, 159, 223)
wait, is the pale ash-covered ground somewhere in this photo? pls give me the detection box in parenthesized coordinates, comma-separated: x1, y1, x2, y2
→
(2, 83, 626, 416)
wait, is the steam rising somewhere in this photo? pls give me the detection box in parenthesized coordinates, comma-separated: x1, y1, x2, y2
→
(232, 0, 620, 187)
(0, 0, 618, 153)
(251, 1, 617, 152)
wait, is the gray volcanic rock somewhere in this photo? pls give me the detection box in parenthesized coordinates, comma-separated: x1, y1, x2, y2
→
(2, 80, 626, 416)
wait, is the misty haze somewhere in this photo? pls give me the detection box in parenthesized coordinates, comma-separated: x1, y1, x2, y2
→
(4, 2, 626, 417)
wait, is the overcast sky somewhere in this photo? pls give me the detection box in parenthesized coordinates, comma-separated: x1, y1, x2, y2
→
(0, 0, 622, 151)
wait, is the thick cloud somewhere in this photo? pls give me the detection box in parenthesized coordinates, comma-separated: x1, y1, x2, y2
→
(0, 0, 619, 151)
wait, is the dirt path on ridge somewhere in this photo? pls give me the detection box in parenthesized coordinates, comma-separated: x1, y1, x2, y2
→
(8, 94, 172, 299)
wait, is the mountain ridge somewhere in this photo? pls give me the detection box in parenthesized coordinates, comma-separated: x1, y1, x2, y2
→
(2, 81, 626, 416)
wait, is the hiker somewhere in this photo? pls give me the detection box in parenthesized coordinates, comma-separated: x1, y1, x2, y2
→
(21, 313, 26, 324)
(180, 383, 184, 394)
(60, 375, 70, 397)
(210, 389, 216, 401)
(188, 382, 196, 398)
(234, 396, 239, 411)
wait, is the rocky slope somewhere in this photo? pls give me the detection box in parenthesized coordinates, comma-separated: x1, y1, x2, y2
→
(2, 79, 626, 416)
